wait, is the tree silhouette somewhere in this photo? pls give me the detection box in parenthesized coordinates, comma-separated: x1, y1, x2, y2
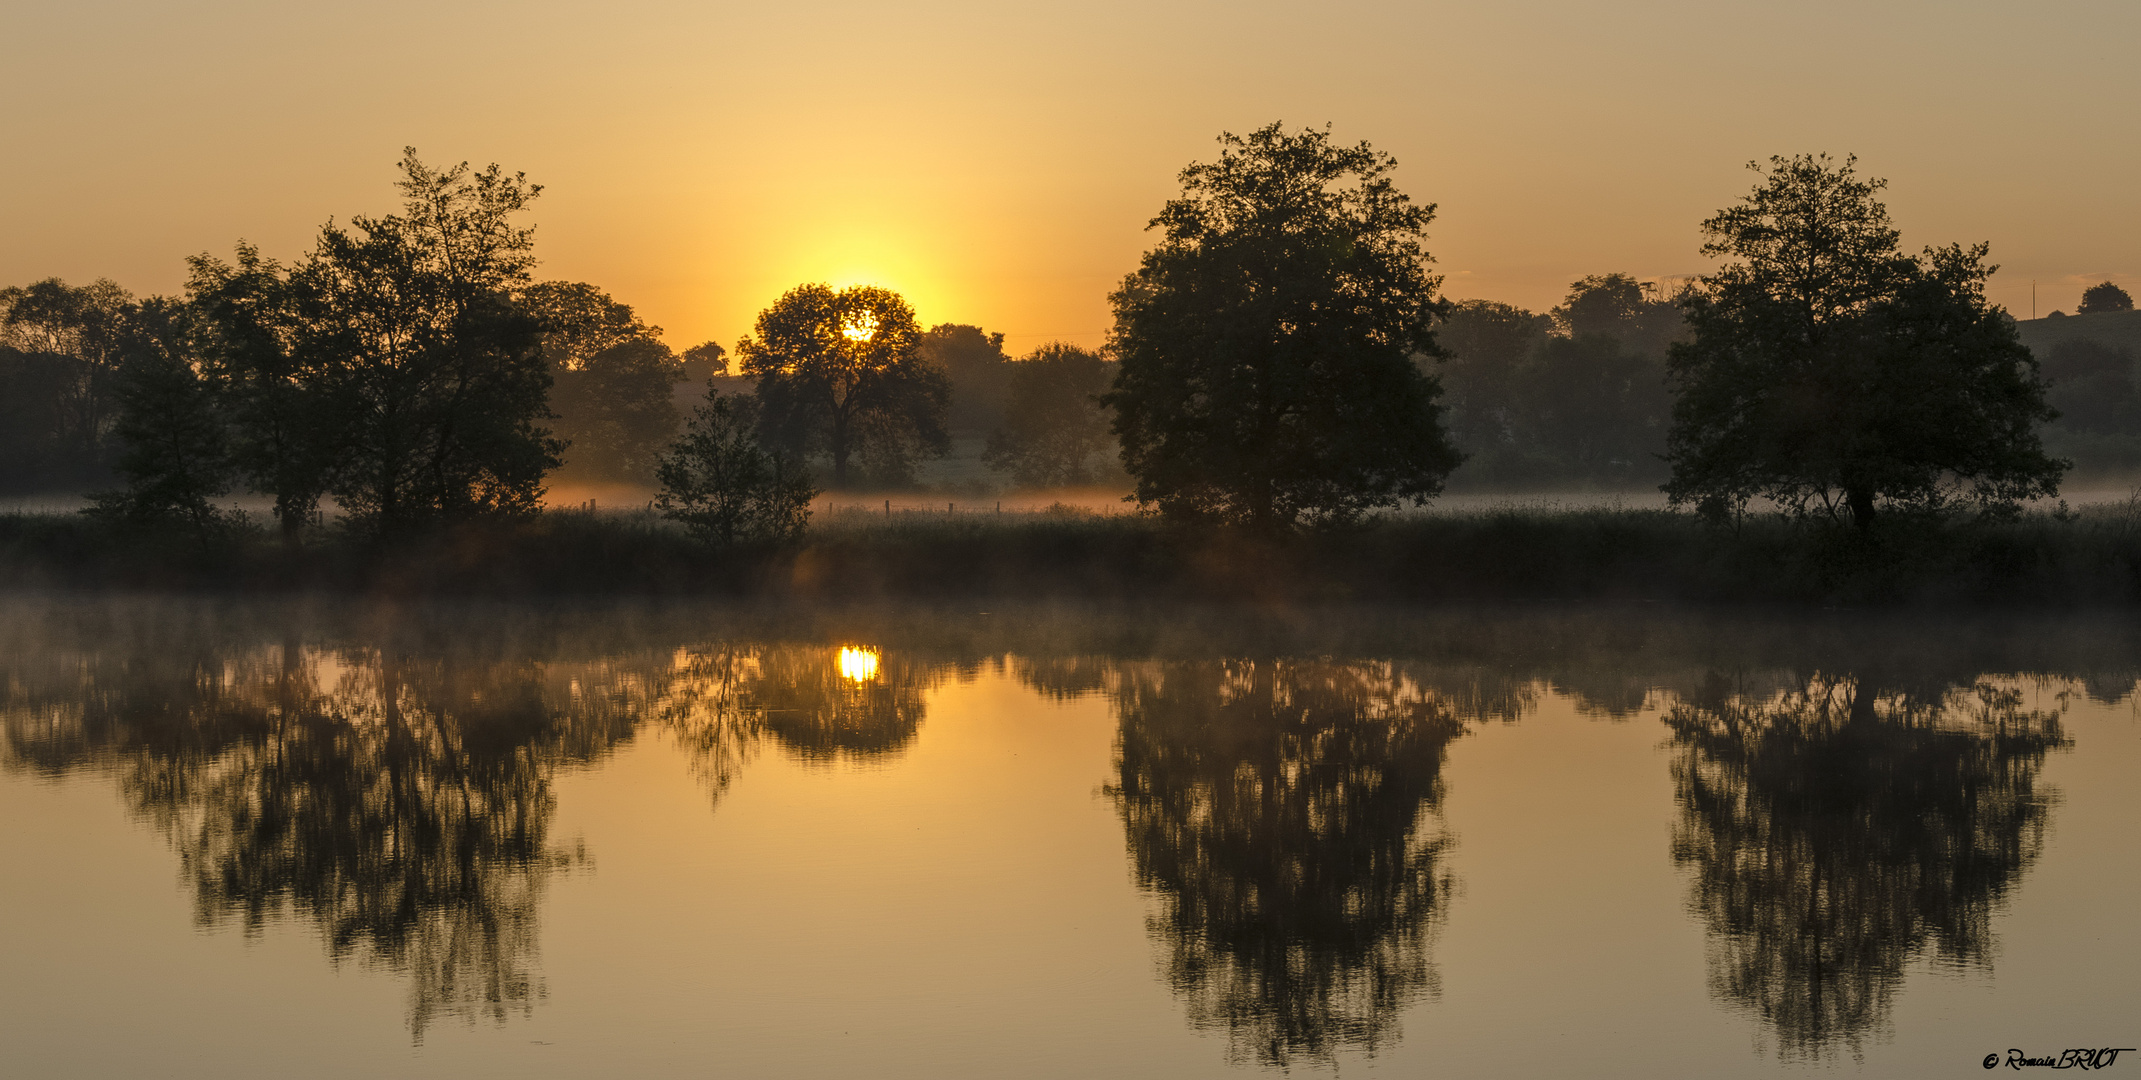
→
(1665, 670, 2065, 1060)
(524, 281, 681, 483)
(741, 284, 950, 488)
(1664, 155, 2063, 528)
(983, 342, 1118, 487)
(0, 278, 140, 493)
(85, 298, 236, 537)
(1103, 123, 1462, 527)
(654, 389, 816, 546)
(1106, 658, 1465, 1065)
(918, 323, 1013, 435)
(2076, 281, 2133, 315)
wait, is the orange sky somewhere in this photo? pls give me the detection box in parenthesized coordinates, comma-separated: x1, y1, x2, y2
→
(3, 0, 2135, 355)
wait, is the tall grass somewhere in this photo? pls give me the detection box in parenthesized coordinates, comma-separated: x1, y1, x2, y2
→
(4, 499, 2141, 604)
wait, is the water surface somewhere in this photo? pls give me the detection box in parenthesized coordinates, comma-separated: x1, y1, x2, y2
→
(2, 599, 2135, 1077)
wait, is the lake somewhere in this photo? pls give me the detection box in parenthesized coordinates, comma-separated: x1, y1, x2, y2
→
(2, 598, 2135, 1078)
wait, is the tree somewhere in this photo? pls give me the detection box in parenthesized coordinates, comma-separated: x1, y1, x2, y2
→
(1663, 155, 2063, 528)
(2077, 280, 2134, 315)
(738, 284, 950, 488)
(524, 281, 681, 483)
(653, 389, 815, 546)
(981, 342, 1117, 487)
(680, 341, 728, 383)
(1518, 333, 1671, 483)
(291, 149, 563, 532)
(917, 323, 1013, 434)
(85, 298, 237, 537)
(186, 243, 334, 542)
(0, 277, 135, 491)
(1103, 123, 1461, 528)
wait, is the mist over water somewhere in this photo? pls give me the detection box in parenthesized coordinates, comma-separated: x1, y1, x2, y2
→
(2, 598, 2135, 1078)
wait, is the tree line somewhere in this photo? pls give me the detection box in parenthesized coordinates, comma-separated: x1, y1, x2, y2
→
(1, 128, 2120, 544)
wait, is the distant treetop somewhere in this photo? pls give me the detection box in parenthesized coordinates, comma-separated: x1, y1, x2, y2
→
(2078, 280, 2134, 315)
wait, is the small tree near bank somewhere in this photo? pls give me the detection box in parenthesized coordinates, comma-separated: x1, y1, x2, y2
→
(1664, 154, 2063, 529)
(2078, 281, 2134, 315)
(983, 342, 1116, 487)
(655, 390, 816, 546)
(1104, 123, 1461, 528)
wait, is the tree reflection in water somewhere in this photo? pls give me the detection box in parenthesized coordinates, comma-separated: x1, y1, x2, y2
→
(1105, 659, 1467, 1067)
(658, 643, 936, 809)
(1666, 671, 2067, 1060)
(1, 636, 637, 1040)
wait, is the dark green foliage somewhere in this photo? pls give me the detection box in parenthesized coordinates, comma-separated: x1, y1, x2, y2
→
(740, 284, 951, 488)
(525, 281, 682, 483)
(84, 299, 237, 538)
(1664, 155, 2063, 528)
(654, 389, 816, 546)
(918, 323, 1012, 435)
(1105, 123, 1462, 527)
(2077, 280, 2133, 315)
(982, 342, 1117, 487)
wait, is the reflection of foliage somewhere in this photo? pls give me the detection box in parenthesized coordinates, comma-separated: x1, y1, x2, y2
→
(1107, 659, 1465, 1066)
(1, 639, 635, 1040)
(1666, 672, 2066, 1060)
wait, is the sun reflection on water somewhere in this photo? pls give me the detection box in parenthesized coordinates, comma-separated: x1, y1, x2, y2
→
(838, 646, 880, 681)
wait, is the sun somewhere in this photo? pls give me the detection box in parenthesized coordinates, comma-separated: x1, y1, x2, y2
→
(840, 312, 880, 343)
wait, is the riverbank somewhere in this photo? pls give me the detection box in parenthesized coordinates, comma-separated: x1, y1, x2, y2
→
(3, 502, 2139, 605)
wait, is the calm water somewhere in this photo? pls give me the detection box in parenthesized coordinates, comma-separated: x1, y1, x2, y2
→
(2, 599, 2136, 1078)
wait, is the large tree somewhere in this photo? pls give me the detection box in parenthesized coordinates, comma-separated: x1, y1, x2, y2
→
(185, 151, 563, 535)
(738, 284, 949, 488)
(1663, 155, 2063, 528)
(1103, 123, 1461, 527)
(300, 151, 560, 531)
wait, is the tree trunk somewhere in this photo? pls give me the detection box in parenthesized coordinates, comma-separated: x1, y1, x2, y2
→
(1846, 486, 1876, 531)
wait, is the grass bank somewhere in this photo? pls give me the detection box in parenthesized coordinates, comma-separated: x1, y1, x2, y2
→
(4, 501, 2141, 605)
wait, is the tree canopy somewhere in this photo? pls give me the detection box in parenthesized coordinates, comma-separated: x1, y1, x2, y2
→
(1663, 154, 2063, 528)
(982, 342, 1117, 487)
(1104, 123, 1461, 527)
(738, 284, 949, 488)
(525, 281, 681, 483)
(183, 149, 563, 535)
(2077, 280, 2134, 315)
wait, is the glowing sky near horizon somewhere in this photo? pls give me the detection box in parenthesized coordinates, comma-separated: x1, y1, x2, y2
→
(2, 0, 2135, 353)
